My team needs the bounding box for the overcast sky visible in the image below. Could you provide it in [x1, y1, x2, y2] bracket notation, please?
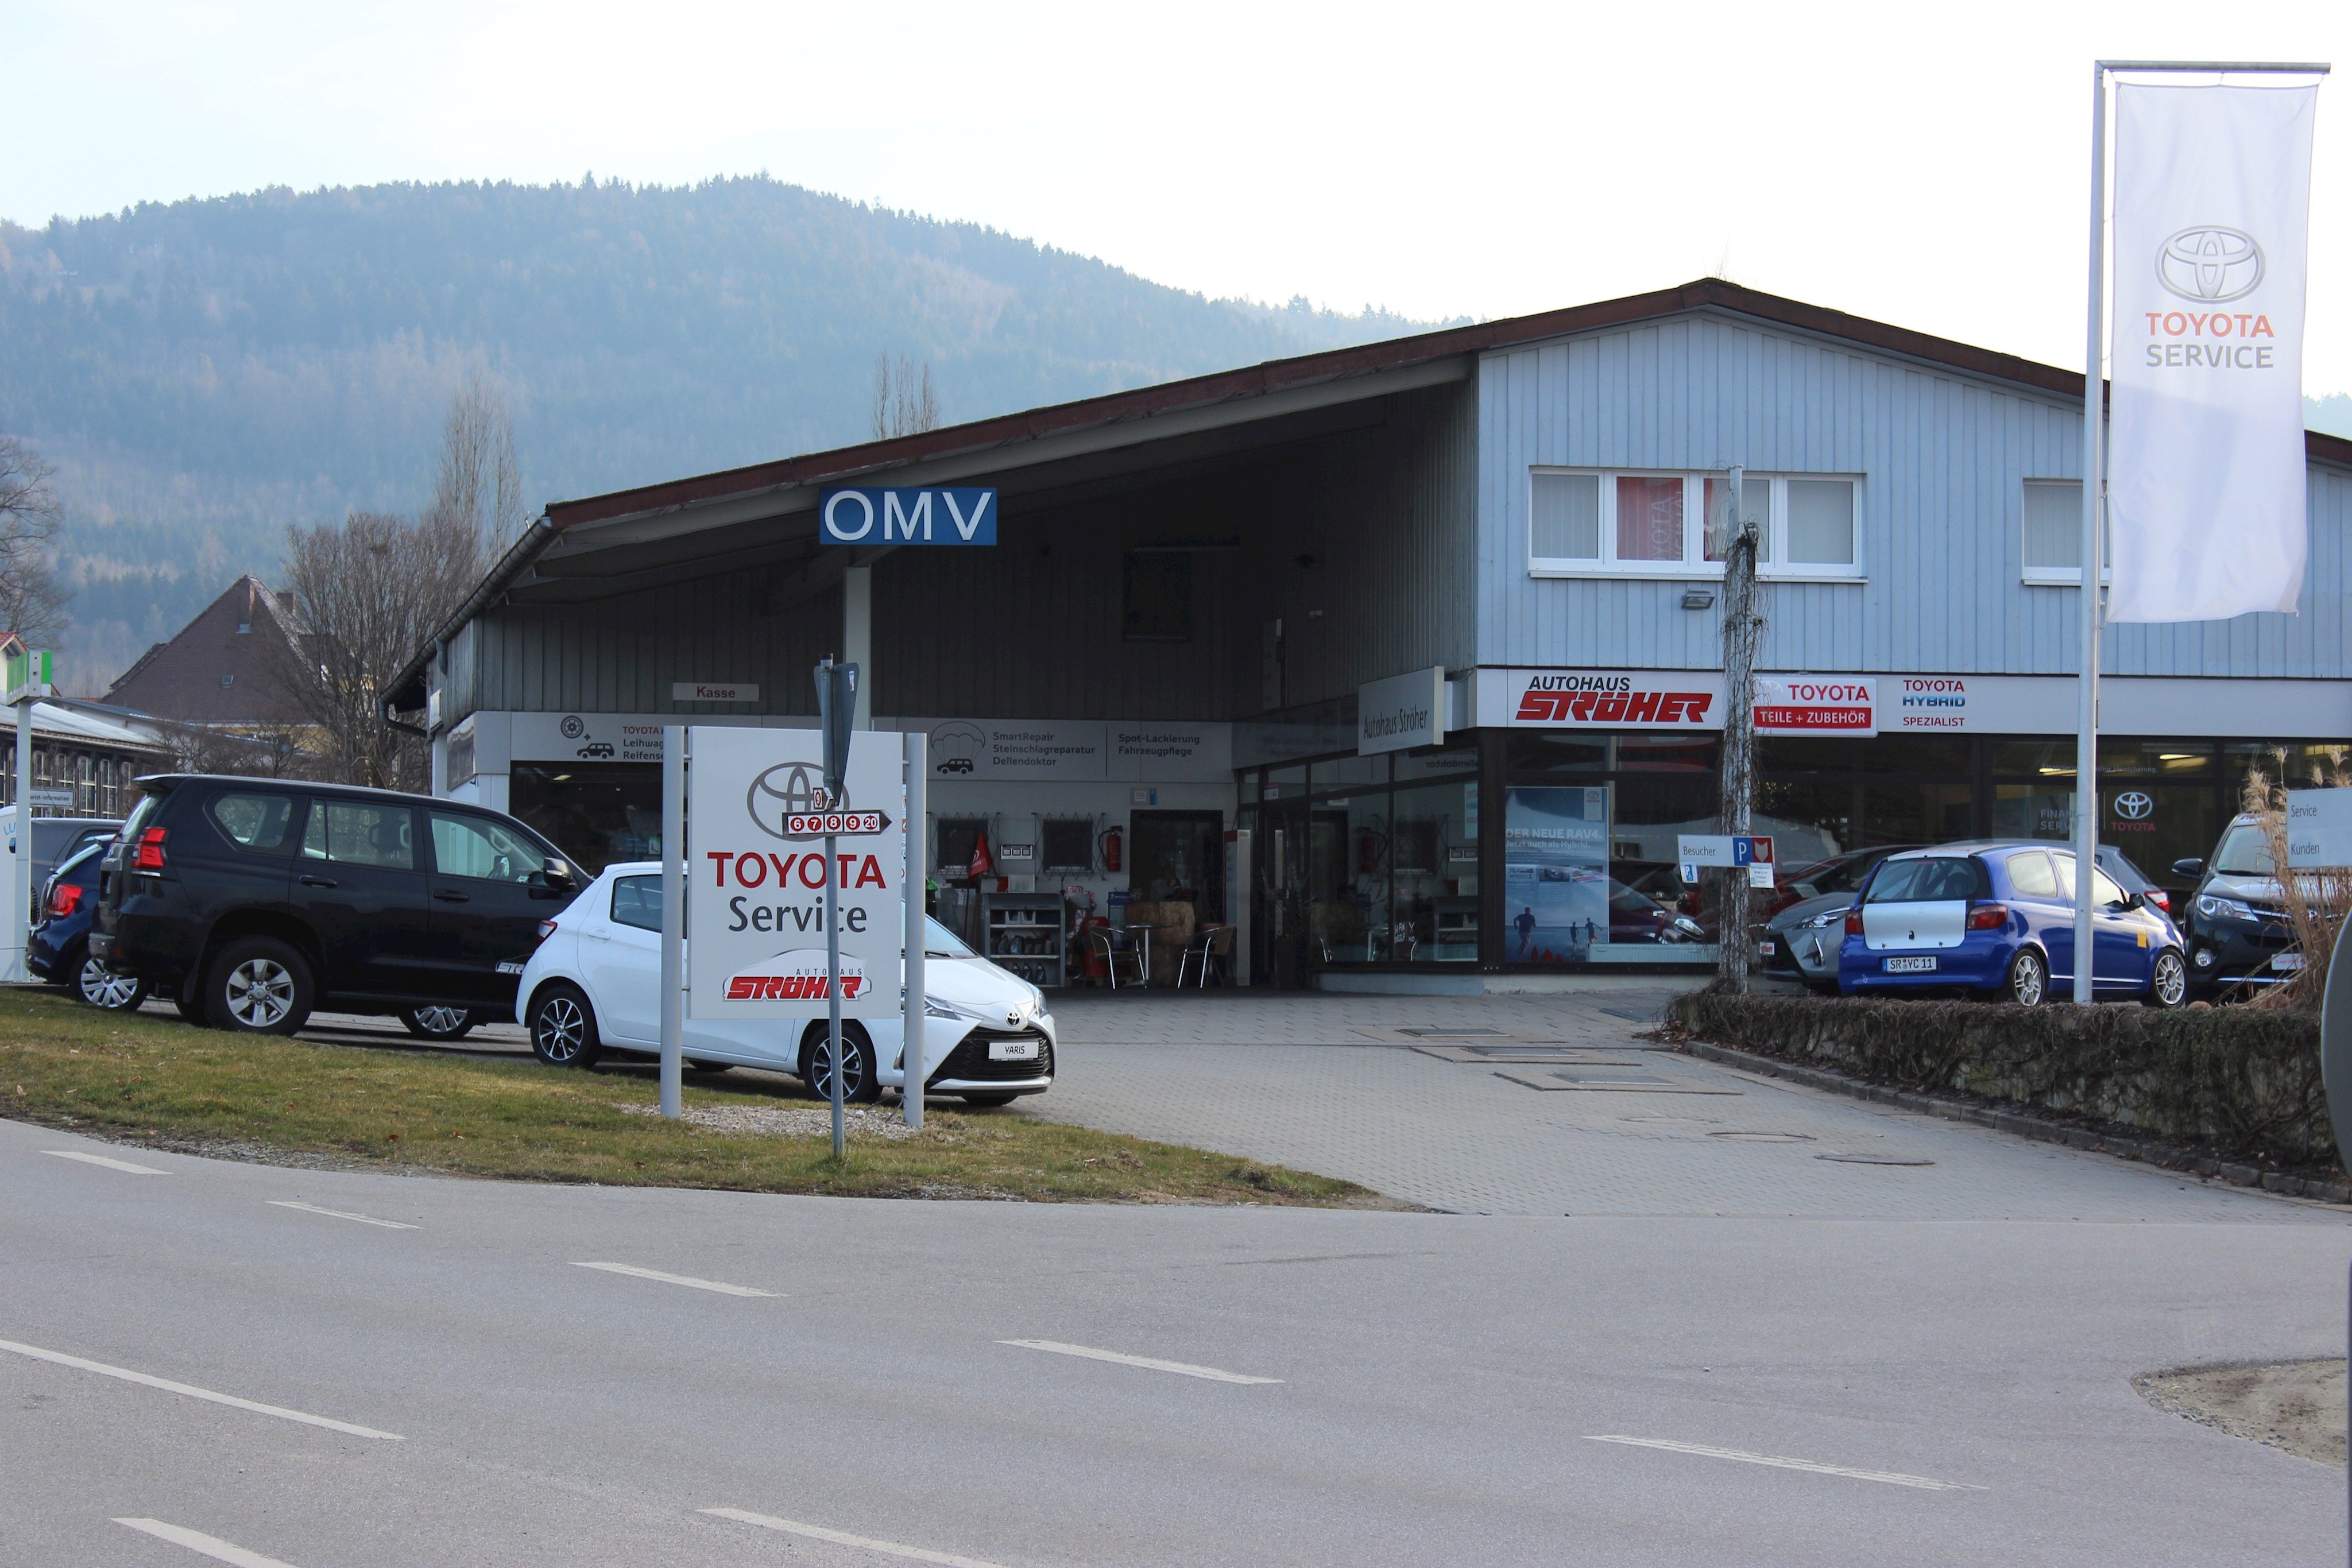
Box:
[7, 1, 2347, 393]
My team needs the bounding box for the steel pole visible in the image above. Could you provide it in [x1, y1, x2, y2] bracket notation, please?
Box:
[6, 695, 33, 984]
[903, 730, 927, 1129]
[2071, 61, 2108, 1005]
[659, 726, 684, 1118]
[826, 828, 844, 1159]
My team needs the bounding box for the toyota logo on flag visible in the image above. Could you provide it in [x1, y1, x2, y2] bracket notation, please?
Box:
[2113, 791, 2155, 821]
[2156, 226, 2264, 303]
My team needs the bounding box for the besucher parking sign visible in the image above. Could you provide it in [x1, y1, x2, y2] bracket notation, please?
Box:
[684, 726, 903, 1017]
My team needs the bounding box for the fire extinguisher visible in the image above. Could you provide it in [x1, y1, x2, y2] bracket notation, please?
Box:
[1101, 824, 1123, 873]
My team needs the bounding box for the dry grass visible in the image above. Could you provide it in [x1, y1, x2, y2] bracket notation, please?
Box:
[0, 990, 1392, 1207]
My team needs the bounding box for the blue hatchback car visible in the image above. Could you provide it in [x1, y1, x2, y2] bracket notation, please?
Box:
[1836, 841, 2188, 1006]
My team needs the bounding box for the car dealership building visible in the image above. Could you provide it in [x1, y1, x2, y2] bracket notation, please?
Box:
[387, 280, 2352, 991]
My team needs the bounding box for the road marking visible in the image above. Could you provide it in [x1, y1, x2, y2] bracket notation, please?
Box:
[41, 1149, 168, 1175]
[570, 1261, 778, 1297]
[703, 1508, 1011, 1567]
[1584, 1435, 1982, 1491]
[267, 1201, 419, 1230]
[113, 1518, 304, 1567]
[0, 1338, 402, 1441]
[998, 1338, 1281, 1384]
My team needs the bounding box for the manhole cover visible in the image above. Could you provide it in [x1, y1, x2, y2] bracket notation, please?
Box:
[1398, 1027, 1508, 1038]
[1708, 1130, 1816, 1143]
[1817, 1153, 1935, 1166]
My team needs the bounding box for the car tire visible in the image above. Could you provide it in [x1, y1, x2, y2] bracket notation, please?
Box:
[959, 1091, 1019, 1108]
[76, 954, 149, 1012]
[799, 1023, 880, 1105]
[2002, 947, 2048, 1008]
[528, 984, 603, 1068]
[400, 1005, 478, 1042]
[2145, 948, 2189, 1009]
[204, 937, 315, 1035]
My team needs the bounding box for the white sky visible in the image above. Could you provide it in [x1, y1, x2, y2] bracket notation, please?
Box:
[6, 1, 2349, 393]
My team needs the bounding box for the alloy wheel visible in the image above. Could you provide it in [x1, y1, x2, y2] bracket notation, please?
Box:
[412, 1006, 469, 1036]
[2152, 951, 2188, 1008]
[225, 959, 296, 1029]
[2008, 950, 2046, 1007]
[78, 958, 142, 1011]
[807, 1036, 866, 1102]
[535, 997, 586, 1063]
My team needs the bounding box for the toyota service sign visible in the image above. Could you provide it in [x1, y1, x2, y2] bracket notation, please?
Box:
[685, 726, 903, 1018]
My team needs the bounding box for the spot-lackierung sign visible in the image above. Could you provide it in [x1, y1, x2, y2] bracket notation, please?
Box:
[683, 726, 903, 1018]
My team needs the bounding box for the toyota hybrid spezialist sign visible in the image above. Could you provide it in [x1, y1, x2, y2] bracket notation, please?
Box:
[683, 726, 903, 1017]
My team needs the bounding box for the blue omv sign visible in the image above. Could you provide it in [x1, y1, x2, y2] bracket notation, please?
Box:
[819, 487, 997, 546]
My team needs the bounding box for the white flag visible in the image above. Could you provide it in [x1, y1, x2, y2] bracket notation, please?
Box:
[2107, 81, 2318, 623]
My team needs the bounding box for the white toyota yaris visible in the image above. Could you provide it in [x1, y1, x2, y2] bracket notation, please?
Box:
[514, 861, 1056, 1105]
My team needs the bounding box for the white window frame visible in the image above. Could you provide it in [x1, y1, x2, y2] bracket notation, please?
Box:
[1527, 468, 1864, 582]
[2021, 478, 2110, 587]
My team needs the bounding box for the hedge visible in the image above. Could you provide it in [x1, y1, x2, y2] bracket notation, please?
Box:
[1673, 993, 2331, 1168]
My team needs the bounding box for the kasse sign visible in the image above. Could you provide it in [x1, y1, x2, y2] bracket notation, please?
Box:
[819, 487, 997, 546]
[683, 726, 904, 1017]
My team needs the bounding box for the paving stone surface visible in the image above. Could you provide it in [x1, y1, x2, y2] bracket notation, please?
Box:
[1032, 989, 2346, 1222]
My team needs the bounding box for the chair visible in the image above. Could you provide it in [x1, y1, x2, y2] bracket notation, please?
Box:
[1089, 925, 1149, 989]
[1177, 923, 1235, 988]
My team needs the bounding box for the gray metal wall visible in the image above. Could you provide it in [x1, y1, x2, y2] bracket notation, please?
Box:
[1477, 311, 2352, 677]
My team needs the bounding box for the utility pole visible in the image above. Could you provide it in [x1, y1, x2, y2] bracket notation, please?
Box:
[3, 648, 51, 986]
[1716, 469, 1761, 993]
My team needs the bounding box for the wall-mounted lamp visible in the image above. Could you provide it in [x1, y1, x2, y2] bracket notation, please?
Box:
[1681, 587, 1717, 610]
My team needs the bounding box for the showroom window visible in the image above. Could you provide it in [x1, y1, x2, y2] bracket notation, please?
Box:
[2022, 479, 2109, 585]
[1529, 470, 1860, 579]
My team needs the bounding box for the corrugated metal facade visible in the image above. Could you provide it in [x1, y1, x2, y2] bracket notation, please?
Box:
[1478, 310, 2352, 677]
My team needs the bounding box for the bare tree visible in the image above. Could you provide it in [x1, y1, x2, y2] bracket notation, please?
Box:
[0, 433, 71, 648]
[870, 353, 939, 439]
[428, 371, 527, 550]
[266, 509, 482, 791]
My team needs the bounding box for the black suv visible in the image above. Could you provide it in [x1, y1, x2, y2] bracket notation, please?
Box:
[89, 776, 580, 1037]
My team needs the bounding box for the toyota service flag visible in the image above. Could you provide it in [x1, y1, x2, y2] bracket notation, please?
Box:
[2107, 82, 2319, 623]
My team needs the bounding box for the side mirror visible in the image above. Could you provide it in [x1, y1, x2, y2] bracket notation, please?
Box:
[2125, 890, 2146, 911]
[532, 857, 578, 899]
[2172, 857, 2206, 879]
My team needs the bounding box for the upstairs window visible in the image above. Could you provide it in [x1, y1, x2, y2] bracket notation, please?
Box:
[2022, 479, 2110, 586]
[1529, 469, 1860, 580]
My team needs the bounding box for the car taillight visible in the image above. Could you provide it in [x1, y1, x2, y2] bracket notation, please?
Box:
[1967, 902, 2009, 931]
[46, 884, 82, 917]
[536, 918, 559, 943]
[133, 827, 167, 871]
[1844, 909, 1863, 936]
[2146, 890, 2170, 913]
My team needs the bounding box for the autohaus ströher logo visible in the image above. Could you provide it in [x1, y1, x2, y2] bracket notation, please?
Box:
[745, 762, 889, 842]
[2156, 226, 2264, 303]
[2113, 791, 2155, 822]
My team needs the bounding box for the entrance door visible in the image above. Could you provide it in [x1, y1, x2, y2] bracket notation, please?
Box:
[1129, 811, 1224, 920]
[1252, 806, 1347, 988]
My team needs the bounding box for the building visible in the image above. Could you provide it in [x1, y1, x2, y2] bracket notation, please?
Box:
[385, 280, 2352, 990]
[0, 636, 173, 818]
[106, 575, 307, 730]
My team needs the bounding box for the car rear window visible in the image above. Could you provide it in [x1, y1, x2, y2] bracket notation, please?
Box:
[1864, 857, 1986, 903]
[209, 792, 302, 855]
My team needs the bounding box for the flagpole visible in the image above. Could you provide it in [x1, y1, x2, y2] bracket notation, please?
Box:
[2072, 62, 2108, 1006]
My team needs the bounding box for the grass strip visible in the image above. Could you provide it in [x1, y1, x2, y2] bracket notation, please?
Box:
[0, 990, 1390, 1206]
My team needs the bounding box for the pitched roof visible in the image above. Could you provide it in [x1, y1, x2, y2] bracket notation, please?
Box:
[105, 575, 308, 725]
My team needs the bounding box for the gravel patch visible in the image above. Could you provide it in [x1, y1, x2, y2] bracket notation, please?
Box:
[620, 1102, 927, 1141]
[2136, 1359, 2346, 1466]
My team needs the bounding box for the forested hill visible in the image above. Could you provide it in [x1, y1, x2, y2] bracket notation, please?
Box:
[0, 177, 1440, 690]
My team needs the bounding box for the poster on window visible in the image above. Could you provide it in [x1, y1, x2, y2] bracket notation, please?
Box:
[1502, 787, 1610, 964]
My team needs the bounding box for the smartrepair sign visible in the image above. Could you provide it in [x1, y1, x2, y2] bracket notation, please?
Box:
[819, 487, 997, 546]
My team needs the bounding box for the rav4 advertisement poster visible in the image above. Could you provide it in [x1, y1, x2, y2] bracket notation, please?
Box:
[1502, 787, 1610, 964]
[684, 726, 904, 1018]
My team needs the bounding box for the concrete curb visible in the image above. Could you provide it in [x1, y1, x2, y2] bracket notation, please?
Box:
[1674, 1037, 2352, 1207]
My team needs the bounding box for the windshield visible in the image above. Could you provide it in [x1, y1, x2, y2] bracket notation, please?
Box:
[924, 915, 978, 959]
[2211, 823, 2276, 877]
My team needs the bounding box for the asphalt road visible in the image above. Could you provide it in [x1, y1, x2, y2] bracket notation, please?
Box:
[4, 1114, 2347, 1566]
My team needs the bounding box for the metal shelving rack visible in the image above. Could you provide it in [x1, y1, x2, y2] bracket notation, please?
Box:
[982, 891, 1067, 988]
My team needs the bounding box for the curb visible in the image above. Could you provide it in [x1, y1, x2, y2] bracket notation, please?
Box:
[1673, 1037, 2352, 1207]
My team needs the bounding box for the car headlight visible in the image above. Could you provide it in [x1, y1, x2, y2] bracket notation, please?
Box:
[1801, 910, 1842, 929]
[2196, 894, 2256, 923]
[1671, 915, 1706, 940]
[922, 996, 963, 1020]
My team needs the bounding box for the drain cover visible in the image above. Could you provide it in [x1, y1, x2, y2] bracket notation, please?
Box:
[1817, 1152, 1935, 1166]
[1708, 1130, 1816, 1143]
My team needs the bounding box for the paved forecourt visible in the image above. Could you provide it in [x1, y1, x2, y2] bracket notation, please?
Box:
[2, 1113, 2346, 1567]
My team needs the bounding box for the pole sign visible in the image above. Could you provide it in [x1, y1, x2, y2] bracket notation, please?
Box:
[1678, 834, 1773, 886]
[683, 725, 904, 1016]
[819, 487, 997, 547]
[2288, 787, 2352, 869]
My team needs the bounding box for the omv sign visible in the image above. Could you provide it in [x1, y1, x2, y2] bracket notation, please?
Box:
[819, 487, 997, 546]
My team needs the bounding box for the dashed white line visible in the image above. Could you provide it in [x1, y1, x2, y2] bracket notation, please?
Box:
[1584, 1435, 1983, 1491]
[0, 1338, 402, 1441]
[41, 1148, 168, 1175]
[703, 1508, 1011, 1567]
[113, 1518, 304, 1567]
[570, 1261, 778, 1297]
[999, 1338, 1282, 1384]
[267, 1201, 419, 1230]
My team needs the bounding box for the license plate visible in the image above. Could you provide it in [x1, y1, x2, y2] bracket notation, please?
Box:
[1882, 956, 1938, 974]
[1757, 940, 1777, 957]
[2273, 951, 2304, 971]
[987, 1039, 1040, 1061]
